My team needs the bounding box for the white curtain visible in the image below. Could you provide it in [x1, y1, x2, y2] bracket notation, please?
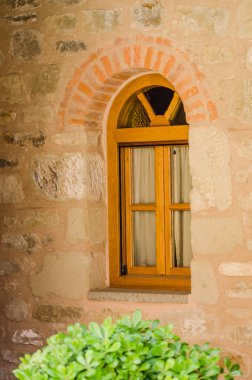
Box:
[171, 146, 192, 267]
[133, 148, 156, 266]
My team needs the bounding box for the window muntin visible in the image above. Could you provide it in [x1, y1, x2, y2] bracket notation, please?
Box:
[107, 74, 192, 290]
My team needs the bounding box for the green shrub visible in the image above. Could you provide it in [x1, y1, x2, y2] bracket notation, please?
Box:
[13, 310, 242, 380]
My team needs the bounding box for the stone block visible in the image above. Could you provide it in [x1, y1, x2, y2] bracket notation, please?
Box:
[229, 80, 252, 124]
[4, 298, 28, 322]
[237, 138, 252, 160]
[0, 261, 20, 276]
[238, 0, 252, 38]
[191, 217, 242, 255]
[0, 325, 6, 342]
[1, 349, 21, 364]
[202, 45, 233, 64]
[190, 127, 231, 211]
[0, 109, 16, 124]
[246, 46, 252, 70]
[219, 261, 252, 276]
[45, 14, 78, 33]
[226, 282, 252, 298]
[133, 0, 161, 29]
[0, 157, 18, 168]
[5, 13, 37, 23]
[23, 105, 54, 123]
[3, 211, 60, 230]
[89, 252, 106, 289]
[56, 40, 87, 54]
[88, 208, 106, 245]
[12, 329, 44, 346]
[0, 74, 24, 104]
[239, 192, 252, 211]
[1, 233, 40, 254]
[226, 308, 251, 318]
[4, 130, 46, 148]
[32, 153, 104, 201]
[51, 131, 87, 146]
[67, 208, 88, 241]
[31, 65, 60, 97]
[10, 29, 42, 61]
[32, 304, 83, 322]
[7, 0, 40, 8]
[191, 259, 219, 304]
[30, 252, 89, 300]
[82, 9, 121, 32]
[0, 175, 24, 203]
[52, 0, 86, 4]
[173, 6, 229, 37]
[230, 325, 252, 346]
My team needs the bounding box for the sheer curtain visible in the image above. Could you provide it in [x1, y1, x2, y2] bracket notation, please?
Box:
[133, 148, 156, 266]
[171, 146, 192, 267]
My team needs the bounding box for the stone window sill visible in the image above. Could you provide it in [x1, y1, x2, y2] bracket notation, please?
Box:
[88, 288, 189, 303]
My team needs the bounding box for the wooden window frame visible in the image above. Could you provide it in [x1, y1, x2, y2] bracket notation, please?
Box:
[107, 73, 191, 291]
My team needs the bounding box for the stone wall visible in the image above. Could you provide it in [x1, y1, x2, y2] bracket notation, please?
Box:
[0, 0, 251, 378]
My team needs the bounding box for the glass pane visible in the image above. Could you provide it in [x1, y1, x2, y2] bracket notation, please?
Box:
[171, 102, 188, 125]
[171, 146, 192, 203]
[144, 86, 174, 115]
[118, 96, 150, 128]
[133, 211, 156, 266]
[132, 147, 155, 204]
[172, 210, 192, 267]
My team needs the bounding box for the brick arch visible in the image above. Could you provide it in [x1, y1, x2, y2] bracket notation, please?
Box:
[59, 34, 218, 130]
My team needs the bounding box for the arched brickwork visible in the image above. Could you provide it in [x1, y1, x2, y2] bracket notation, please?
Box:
[59, 34, 218, 131]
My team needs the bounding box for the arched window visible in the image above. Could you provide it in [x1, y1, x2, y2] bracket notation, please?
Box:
[107, 73, 192, 290]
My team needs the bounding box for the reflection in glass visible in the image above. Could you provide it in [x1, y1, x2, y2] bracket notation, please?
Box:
[171, 146, 192, 203]
[133, 211, 156, 266]
[172, 210, 192, 267]
[132, 147, 155, 204]
[144, 86, 174, 115]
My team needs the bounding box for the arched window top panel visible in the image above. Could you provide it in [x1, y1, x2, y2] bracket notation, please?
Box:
[115, 74, 188, 129]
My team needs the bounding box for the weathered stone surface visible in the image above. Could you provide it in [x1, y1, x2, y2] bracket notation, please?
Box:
[191, 217, 242, 255]
[4, 130, 46, 148]
[0, 157, 18, 168]
[7, 0, 40, 8]
[33, 304, 83, 322]
[0, 110, 16, 124]
[238, 0, 252, 38]
[239, 192, 252, 211]
[226, 308, 251, 318]
[227, 282, 252, 298]
[0, 325, 6, 342]
[89, 208, 106, 245]
[67, 208, 88, 241]
[190, 127, 231, 211]
[133, 0, 161, 29]
[229, 80, 252, 123]
[45, 14, 77, 32]
[191, 259, 219, 304]
[5, 298, 28, 322]
[219, 261, 252, 276]
[10, 29, 42, 61]
[246, 47, 252, 71]
[30, 252, 89, 299]
[52, 0, 85, 4]
[0, 49, 4, 66]
[5, 13, 37, 23]
[2, 233, 40, 254]
[202, 45, 233, 64]
[31, 65, 60, 97]
[0, 175, 24, 203]
[56, 40, 87, 54]
[33, 153, 104, 201]
[52, 131, 87, 146]
[0, 261, 20, 276]
[237, 138, 252, 160]
[23, 105, 54, 123]
[89, 252, 106, 289]
[0, 368, 16, 380]
[247, 240, 252, 251]
[3, 211, 60, 230]
[0, 74, 24, 104]
[82, 9, 121, 32]
[1, 349, 20, 364]
[12, 329, 44, 346]
[230, 325, 252, 346]
[173, 6, 229, 36]
[236, 169, 248, 184]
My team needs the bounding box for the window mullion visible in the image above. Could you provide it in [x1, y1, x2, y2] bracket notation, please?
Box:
[163, 146, 172, 275]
